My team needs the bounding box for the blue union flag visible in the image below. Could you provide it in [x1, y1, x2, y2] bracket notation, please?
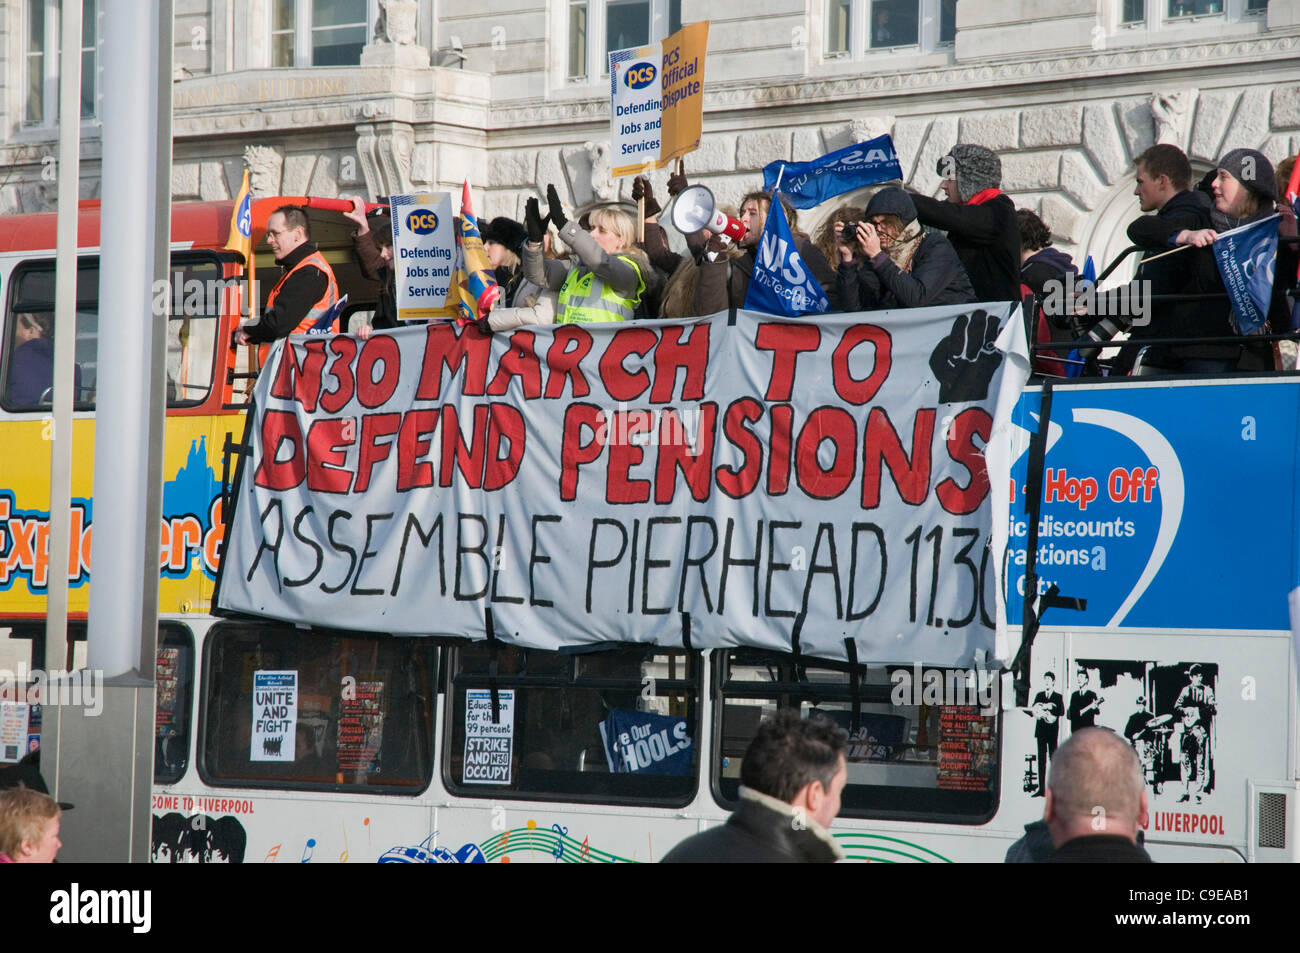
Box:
[742, 198, 829, 317]
[761, 135, 903, 210]
[1213, 214, 1279, 335]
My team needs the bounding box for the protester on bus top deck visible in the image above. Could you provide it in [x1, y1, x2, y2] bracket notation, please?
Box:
[909, 144, 1021, 303]
[692, 189, 839, 315]
[815, 203, 865, 270]
[1044, 728, 1153, 862]
[661, 709, 847, 863]
[835, 187, 975, 311]
[232, 205, 340, 361]
[0, 785, 62, 863]
[1172, 148, 1294, 363]
[1097, 144, 1219, 373]
[520, 185, 655, 325]
[342, 197, 395, 335]
[476, 213, 562, 333]
[1017, 208, 1079, 377]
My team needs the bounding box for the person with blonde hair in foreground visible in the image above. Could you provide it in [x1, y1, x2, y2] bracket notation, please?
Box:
[0, 785, 62, 863]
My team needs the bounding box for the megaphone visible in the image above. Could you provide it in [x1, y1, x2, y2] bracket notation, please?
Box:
[670, 185, 748, 242]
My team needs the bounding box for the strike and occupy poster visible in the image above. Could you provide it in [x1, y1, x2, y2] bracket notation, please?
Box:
[390, 192, 456, 321]
[216, 303, 1028, 666]
[464, 689, 515, 784]
[609, 21, 709, 178]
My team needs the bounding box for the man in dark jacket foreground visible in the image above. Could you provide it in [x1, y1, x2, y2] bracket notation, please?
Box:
[661, 710, 847, 863]
[1045, 727, 1153, 863]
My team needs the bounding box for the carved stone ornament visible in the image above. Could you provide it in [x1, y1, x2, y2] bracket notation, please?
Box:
[244, 145, 284, 197]
[355, 122, 415, 198]
[1151, 89, 1197, 146]
[375, 0, 419, 45]
[583, 141, 616, 202]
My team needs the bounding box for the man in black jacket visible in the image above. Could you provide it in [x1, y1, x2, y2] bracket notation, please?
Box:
[1117, 144, 1227, 372]
[1045, 728, 1153, 863]
[910, 144, 1021, 303]
[661, 710, 847, 863]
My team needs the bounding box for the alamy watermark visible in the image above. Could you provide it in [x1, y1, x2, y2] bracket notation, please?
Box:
[890, 662, 998, 716]
[1041, 273, 1151, 327]
[0, 662, 103, 717]
[596, 401, 702, 453]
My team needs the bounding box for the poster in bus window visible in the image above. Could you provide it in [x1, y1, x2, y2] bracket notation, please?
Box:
[935, 707, 996, 792]
[156, 646, 180, 731]
[338, 679, 385, 774]
[251, 670, 298, 762]
[598, 708, 692, 775]
[0, 702, 29, 762]
[463, 689, 514, 784]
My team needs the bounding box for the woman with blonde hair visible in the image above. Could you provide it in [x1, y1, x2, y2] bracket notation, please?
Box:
[504, 185, 653, 327]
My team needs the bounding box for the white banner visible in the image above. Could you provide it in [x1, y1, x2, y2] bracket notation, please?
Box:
[218, 304, 1029, 666]
[390, 192, 455, 320]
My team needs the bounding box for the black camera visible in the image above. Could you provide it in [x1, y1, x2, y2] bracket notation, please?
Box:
[840, 221, 863, 244]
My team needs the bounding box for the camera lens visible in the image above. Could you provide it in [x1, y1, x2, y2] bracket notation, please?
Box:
[841, 222, 859, 244]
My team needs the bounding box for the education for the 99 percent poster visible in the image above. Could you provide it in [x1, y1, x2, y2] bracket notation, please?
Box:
[214, 302, 1031, 667]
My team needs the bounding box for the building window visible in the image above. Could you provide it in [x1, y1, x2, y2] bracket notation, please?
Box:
[272, 0, 368, 68]
[567, 0, 680, 82]
[25, 0, 97, 125]
[1121, 0, 1268, 28]
[826, 0, 955, 59]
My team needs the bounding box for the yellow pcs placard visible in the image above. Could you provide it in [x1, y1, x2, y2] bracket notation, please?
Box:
[658, 21, 709, 167]
[609, 21, 709, 178]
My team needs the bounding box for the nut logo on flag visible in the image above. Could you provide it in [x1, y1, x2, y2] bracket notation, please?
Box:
[624, 62, 657, 89]
[405, 209, 440, 234]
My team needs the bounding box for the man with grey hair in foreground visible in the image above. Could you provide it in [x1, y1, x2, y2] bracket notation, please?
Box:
[1044, 727, 1154, 862]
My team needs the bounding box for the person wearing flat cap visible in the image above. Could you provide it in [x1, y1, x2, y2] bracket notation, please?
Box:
[835, 187, 976, 311]
[477, 214, 564, 333]
[909, 144, 1021, 303]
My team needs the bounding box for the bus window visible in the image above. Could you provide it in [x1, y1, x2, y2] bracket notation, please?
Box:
[1, 254, 226, 412]
[199, 622, 436, 793]
[716, 649, 1000, 824]
[154, 625, 194, 785]
[0, 622, 87, 762]
[444, 643, 699, 807]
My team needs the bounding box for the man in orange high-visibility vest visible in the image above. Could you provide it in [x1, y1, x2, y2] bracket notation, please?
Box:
[231, 205, 339, 366]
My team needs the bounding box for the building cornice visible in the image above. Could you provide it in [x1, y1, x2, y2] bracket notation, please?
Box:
[488, 30, 1300, 128]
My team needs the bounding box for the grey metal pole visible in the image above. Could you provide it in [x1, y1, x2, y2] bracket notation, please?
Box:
[53, 0, 167, 862]
[88, 0, 161, 679]
[43, 0, 85, 805]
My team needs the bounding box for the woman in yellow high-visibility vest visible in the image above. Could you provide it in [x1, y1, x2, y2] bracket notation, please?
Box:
[515, 185, 653, 325]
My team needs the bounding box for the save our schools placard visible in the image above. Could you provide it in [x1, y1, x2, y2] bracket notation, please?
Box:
[598, 708, 692, 775]
[463, 689, 515, 784]
[251, 670, 298, 762]
[609, 21, 709, 178]
[391, 192, 456, 320]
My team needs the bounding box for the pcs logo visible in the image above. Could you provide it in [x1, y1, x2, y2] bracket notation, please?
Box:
[623, 62, 656, 89]
[406, 209, 440, 234]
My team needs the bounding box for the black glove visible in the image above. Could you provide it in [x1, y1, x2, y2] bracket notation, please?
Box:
[667, 167, 688, 197]
[546, 184, 568, 230]
[632, 176, 661, 218]
[524, 197, 549, 244]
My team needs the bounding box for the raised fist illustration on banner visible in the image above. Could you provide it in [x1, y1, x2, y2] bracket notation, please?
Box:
[928, 309, 1003, 403]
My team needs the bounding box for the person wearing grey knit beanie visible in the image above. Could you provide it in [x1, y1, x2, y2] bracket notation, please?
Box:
[909, 143, 1021, 302]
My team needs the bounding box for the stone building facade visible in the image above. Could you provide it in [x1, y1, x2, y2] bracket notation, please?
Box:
[2, 0, 1298, 271]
